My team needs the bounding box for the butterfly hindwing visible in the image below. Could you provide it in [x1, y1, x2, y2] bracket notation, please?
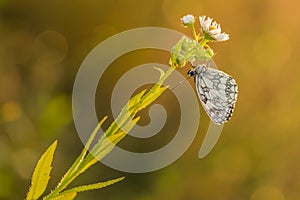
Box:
[192, 65, 238, 125]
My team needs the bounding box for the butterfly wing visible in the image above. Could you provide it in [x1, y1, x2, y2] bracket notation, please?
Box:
[194, 66, 238, 125]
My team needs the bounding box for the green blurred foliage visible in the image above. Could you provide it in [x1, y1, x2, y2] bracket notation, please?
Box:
[0, 0, 300, 199]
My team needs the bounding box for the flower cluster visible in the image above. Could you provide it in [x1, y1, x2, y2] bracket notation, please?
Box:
[199, 16, 229, 41]
[181, 14, 229, 42]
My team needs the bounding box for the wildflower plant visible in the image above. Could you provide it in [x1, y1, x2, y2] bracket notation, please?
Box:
[26, 14, 229, 200]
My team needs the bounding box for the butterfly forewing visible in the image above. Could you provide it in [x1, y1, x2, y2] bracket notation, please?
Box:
[192, 65, 238, 125]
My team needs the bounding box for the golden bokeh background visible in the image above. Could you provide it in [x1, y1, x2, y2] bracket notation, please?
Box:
[1, 0, 300, 199]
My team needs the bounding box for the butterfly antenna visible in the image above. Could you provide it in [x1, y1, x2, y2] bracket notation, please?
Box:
[170, 76, 192, 91]
[207, 53, 217, 68]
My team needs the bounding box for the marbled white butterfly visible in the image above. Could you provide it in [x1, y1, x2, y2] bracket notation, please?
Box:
[188, 64, 238, 125]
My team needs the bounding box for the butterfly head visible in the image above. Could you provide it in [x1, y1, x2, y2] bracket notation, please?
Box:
[187, 69, 196, 77]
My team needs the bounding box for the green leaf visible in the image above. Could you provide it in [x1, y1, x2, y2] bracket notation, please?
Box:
[92, 132, 126, 160]
[105, 110, 130, 138]
[43, 116, 109, 200]
[60, 177, 124, 195]
[153, 66, 165, 81]
[74, 116, 108, 169]
[106, 67, 172, 138]
[181, 36, 194, 52]
[119, 116, 141, 134]
[128, 89, 147, 110]
[135, 85, 168, 112]
[88, 116, 140, 165]
[26, 140, 57, 200]
[79, 132, 127, 172]
[171, 37, 185, 67]
[106, 99, 138, 138]
[51, 192, 77, 200]
[171, 36, 212, 66]
[171, 36, 184, 57]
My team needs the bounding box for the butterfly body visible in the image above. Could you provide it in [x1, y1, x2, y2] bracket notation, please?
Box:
[188, 64, 238, 125]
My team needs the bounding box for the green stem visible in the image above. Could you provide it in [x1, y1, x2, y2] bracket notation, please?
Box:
[190, 25, 199, 42]
[199, 38, 208, 47]
[43, 65, 176, 200]
[43, 117, 108, 200]
[158, 66, 175, 85]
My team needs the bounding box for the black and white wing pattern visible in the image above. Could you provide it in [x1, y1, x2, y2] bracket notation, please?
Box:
[188, 64, 238, 125]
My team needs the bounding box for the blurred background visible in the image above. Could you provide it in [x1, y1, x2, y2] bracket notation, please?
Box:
[0, 0, 299, 199]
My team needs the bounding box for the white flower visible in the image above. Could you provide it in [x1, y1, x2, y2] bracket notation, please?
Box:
[199, 16, 229, 41]
[181, 14, 195, 26]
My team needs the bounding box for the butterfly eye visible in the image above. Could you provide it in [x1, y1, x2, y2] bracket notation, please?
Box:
[187, 69, 196, 76]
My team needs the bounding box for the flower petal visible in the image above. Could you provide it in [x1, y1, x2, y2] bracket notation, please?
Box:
[199, 16, 230, 42]
[214, 33, 230, 41]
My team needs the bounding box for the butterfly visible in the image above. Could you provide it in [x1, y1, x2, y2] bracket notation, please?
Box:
[187, 64, 238, 125]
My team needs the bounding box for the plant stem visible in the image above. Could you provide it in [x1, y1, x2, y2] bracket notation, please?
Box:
[199, 38, 208, 47]
[43, 65, 176, 200]
[190, 25, 199, 42]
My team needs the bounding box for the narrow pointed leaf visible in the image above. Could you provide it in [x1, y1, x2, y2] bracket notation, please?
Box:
[136, 86, 168, 111]
[105, 106, 132, 137]
[79, 132, 127, 173]
[80, 116, 139, 168]
[60, 177, 125, 195]
[47, 116, 108, 198]
[128, 89, 147, 110]
[153, 66, 165, 81]
[51, 192, 77, 200]
[84, 117, 140, 168]
[26, 141, 57, 200]
[71, 116, 108, 172]
[119, 116, 141, 134]
[92, 132, 126, 160]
